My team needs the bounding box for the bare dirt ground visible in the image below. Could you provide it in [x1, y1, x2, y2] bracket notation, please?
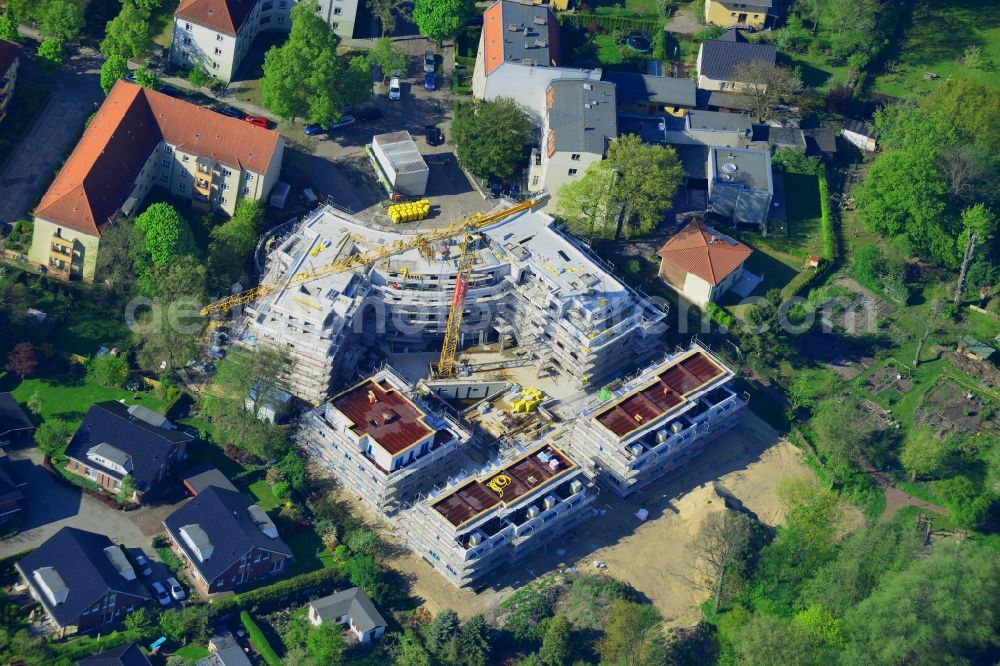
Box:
[385, 411, 825, 624]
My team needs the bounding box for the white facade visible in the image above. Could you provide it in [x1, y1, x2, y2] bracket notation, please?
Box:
[472, 60, 602, 123]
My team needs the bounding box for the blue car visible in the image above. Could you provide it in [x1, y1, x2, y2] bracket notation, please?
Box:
[424, 72, 436, 91]
[304, 123, 326, 135]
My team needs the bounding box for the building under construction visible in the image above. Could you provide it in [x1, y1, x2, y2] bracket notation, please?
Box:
[240, 203, 667, 406]
[397, 441, 596, 588]
[297, 365, 474, 516]
[556, 343, 745, 497]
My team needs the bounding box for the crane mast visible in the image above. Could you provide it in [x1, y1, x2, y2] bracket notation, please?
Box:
[437, 233, 476, 377]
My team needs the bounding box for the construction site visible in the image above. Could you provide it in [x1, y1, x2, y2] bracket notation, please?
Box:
[204, 196, 751, 588]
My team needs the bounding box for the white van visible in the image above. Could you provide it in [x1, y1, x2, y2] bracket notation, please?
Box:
[389, 77, 401, 101]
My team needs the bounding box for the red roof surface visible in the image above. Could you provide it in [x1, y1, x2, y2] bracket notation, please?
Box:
[35, 81, 281, 237]
[594, 351, 727, 439]
[0, 39, 21, 75]
[656, 221, 752, 286]
[330, 378, 433, 456]
[175, 0, 258, 36]
[432, 446, 574, 527]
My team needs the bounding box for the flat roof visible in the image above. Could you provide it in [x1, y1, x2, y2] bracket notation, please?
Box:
[330, 377, 433, 455]
[432, 445, 575, 528]
[372, 131, 428, 175]
[711, 146, 772, 191]
[602, 71, 697, 108]
[546, 79, 617, 155]
[594, 350, 729, 439]
[686, 110, 751, 133]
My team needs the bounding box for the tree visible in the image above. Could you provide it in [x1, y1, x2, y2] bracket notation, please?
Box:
[159, 606, 210, 642]
[426, 608, 460, 655]
[413, 0, 472, 44]
[6, 341, 37, 378]
[344, 554, 386, 602]
[133, 203, 196, 269]
[208, 199, 262, 290]
[899, 428, 948, 481]
[188, 65, 208, 89]
[87, 353, 129, 388]
[305, 622, 345, 666]
[342, 54, 374, 108]
[451, 97, 533, 181]
[954, 203, 996, 304]
[731, 61, 802, 122]
[596, 600, 663, 666]
[39, 0, 82, 40]
[96, 217, 136, 296]
[539, 615, 572, 666]
[134, 67, 159, 89]
[556, 134, 684, 238]
[368, 0, 410, 36]
[133, 256, 205, 372]
[124, 606, 154, 633]
[26, 391, 41, 416]
[731, 614, 833, 666]
[395, 631, 434, 666]
[810, 398, 874, 479]
[0, 12, 21, 42]
[101, 2, 152, 59]
[100, 54, 129, 94]
[117, 474, 138, 503]
[923, 79, 1000, 154]
[936, 144, 998, 209]
[843, 542, 1000, 665]
[261, 1, 346, 122]
[35, 419, 72, 457]
[369, 37, 407, 82]
[687, 509, 751, 613]
[36, 39, 64, 73]
[457, 615, 492, 666]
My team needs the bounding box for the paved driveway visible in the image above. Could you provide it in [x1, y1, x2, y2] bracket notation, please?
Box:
[0, 447, 159, 558]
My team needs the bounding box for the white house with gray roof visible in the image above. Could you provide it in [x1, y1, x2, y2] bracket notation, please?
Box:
[708, 146, 773, 229]
[308, 587, 387, 643]
[528, 79, 617, 208]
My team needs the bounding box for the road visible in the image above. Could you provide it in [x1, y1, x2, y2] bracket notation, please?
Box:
[0, 41, 104, 226]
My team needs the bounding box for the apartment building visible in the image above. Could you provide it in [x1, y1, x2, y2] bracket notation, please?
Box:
[297, 366, 474, 516]
[243, 204, 667, 405]
[528, 79, 617, 209]
[171, 0, 358, 82]
[29, 81, 283, 281]
[0, 39, 21, 124]
[558, 343, 745, 497]
[399, 442, 596, 587]
[472, 0, 600, 122]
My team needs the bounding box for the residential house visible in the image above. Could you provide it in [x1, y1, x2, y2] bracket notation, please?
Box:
[0, 39, 21, 124]
[602, 71, 697, 117]
[0, 454, 26, 524]
[29, 81, 284, 281]
[472, 0, 601, 122]
[558, 343, 745, 496]
[297, 365, 473, 517]
[696, 29, 776, 92]
[528, 79, 617, 206]
[308, 587, 388, 644]
[196, 632, 253, 666]
[704, 0, 779, 29]
[0, 391, 35, 445]
[182, 463, 238, 496]
[707, 146, 773, 229]
[15, 527, 151, 637]
[655, 221, 752, 306]
[64, 401, 193, 501]
[163, 486, 293, 594]
[171, 0, 358, 82]
[76, 642, 153, 666]
[841, 119, 877, 152]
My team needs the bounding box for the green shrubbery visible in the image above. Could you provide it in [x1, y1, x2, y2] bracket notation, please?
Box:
[817, 165, 836, 262]
[241, 611, 282, 666]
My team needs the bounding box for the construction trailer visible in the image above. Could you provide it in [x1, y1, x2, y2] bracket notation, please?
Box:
[558, 343, 746, 497]
[296, 365, 473, 516]
[371, 131, 429, 197]
[397, 440, 597, 587]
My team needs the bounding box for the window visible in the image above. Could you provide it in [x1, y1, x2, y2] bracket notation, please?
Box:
[279, 0, 286, 6]
[245, 173, 254, 181]
[182, 155, 189, 162]
[333, 6, 341, 14]
[568, 168, 578, 176]
[271, 559, 283, 572]
[276, 16, 284, 22]
[178, 183, 187, 192]
[221, 196, 227, 204]
[161, 159, 170, 167]
[243, 186, 252, 195]
[114, 480, 121, 490]
[570, 153, 581, 161]
[213, 62, 219, 69]
[216, 33, 223, 41]
[183, 37, 191, 44]
[86, 467, 96, 478]
[214, 47, 222, 55]
[222, 168, 232, 176]
[163, 145, 172, 154]
[185, 22, 191, 29]
[332, 22, 338, 28]
[221, 183, 230, 191]
[160, 174, 168, 183]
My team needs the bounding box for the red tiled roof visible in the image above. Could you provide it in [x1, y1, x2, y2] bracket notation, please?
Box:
[35, 81, 281, 237]
[330, 378, 433, 456]
[594, 351, 727, 439]
[0, 39, 21, 75]
[174, 0, 258, 37]
[656, 221, 751, 286]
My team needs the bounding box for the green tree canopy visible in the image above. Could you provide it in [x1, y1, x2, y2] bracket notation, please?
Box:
[899, 427, 949, 481]
[426, 608, 460, 655]
[133, 255, 205, 372]
[133, 203, 197, 269]
[457, 615, 492, 666]
[36, 39, 64, 72]
[87, 353, 129, 388]
[451, 97, 534, 181]
[0, 12, 21, 42]
[101, 2, 153, 59]
[596, 600, 663, 666]
[134, 67, 159, 89]
[412, 0, 473, 44]
[39, 0, 82, 40]
[305, 622, 344, 666]
[100, 55, 129, 94]
[35, 419, 73, 456]
[539, 614, 572, 666]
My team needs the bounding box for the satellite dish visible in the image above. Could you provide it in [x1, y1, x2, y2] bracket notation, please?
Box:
[722, 162, 738, 173]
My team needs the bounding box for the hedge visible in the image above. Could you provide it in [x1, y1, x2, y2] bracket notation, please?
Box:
[705, 302, 737, 331]
[240, 611, 282, 666]
[817, 164, 836, 262]
[211, 567, 343, 617]
[558, 12, 661, 32]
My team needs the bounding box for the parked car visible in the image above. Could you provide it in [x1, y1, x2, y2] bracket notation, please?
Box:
[151, 581, 171, 607]
[356, 107, 383, 123]
[304, 123, 326, 135]
[423, 50, 435, 73]
[425, 125, 444, 146]
[328, 115, 356, 131]
[166, 577, 186, 601]
[217, 106, 244, 119]
[244, 115, 270, 128]
[133, 554, 153, 577]
[424, 72, 436, 91]
[388, 77, 401, 101]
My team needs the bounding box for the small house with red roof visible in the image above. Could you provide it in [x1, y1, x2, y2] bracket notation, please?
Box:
[656, 221, 752, 306]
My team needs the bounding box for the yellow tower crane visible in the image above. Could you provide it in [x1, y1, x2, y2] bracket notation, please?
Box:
[199, 195, 549, 316]
[437, 233, 476, 377]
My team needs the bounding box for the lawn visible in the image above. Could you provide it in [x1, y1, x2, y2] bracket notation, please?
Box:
[778, 52, 850, 94]
[173, 644, 211, 660]
[284, 528, 336, 575]
[8, 373, 168, 427]
[0, 82, 50, 170]
[249, 479, 282, 510]
[587, 0, 663, 16]
[151, 0, 180, 48]
[874, 0, 1000, 99]
[234, 79, 263, 107]
[594, 34, 624, 66]
[24, 286, 135, 355]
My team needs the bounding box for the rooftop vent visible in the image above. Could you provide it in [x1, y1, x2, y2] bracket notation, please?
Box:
[583, 82, 593, 90]
[507, 23, 520, 31]
[180, 524, 214, 562]
[722, 162, 738, 173]
[522, 58, 537, 66]
[533, 16, 546, 25]
[248, 504, 279, 539]
[33, 567, 69, 606]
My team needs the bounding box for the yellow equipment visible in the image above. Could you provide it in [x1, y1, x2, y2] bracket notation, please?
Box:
[199, 195, 549, 316]
[388, 199, 430, 224]
[436, 232, 476, 377]
[511, 387, 543, 413]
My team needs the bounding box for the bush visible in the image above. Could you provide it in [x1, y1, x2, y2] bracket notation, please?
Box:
[706, 302, 737, 331]
[817, 165, 835, 262]
[212, 567, 343, 617]
[241, 611, 281, 666]
[271, 480, 290, 500]
[87, 353, 130, 388]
